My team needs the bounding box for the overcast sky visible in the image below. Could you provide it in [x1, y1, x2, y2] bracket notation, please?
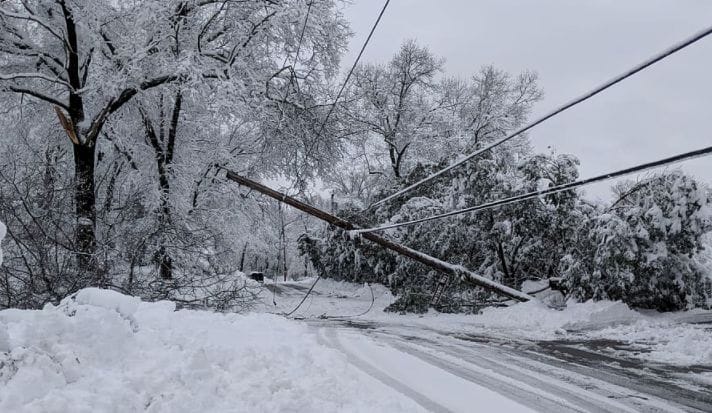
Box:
[342, 0, 712, 200]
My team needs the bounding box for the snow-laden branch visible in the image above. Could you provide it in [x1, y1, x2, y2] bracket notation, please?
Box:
[0, 72, 71, 88]
[0, 8, 65, 42]
[6, 85, 69, 111]
[85, 74, 179, 142]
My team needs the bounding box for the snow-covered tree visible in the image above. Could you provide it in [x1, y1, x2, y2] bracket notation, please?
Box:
[340, 40, 445, 180]
[329, 42, 541, 208]
[562, 172, 712, 310]
[0, 0, 349, 308]
[0, 0, 348, 274]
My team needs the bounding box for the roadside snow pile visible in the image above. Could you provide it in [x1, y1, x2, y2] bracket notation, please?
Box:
[473, 299, 712, 366]
[0, 288, 420, 412]
[591, 320, 712, 365]
[474, 299, 640, 336]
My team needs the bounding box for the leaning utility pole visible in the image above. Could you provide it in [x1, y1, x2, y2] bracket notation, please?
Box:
[224, 171, 533, 302]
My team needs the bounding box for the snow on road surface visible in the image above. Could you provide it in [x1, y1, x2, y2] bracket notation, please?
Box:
[263, 278, 712, 367]
[261, 278, 712, 412]
[320, 328, 535, 413]
[310, 319, 703, 412]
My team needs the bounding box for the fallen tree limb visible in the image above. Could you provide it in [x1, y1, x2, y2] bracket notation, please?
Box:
[224, 170, 533, 302]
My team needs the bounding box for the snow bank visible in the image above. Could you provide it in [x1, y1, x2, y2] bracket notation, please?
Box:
[0, 288, 419, 412]
[475, 299, 640, 336]
[473, 299, 712, 365]
[590, 320, 712, 366]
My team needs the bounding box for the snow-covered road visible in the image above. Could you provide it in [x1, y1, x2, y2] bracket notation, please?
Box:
[311, 318, 711, 413]
[261, 279, 712, 413]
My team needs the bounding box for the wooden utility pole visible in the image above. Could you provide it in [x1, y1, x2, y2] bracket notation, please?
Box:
[224, 171, 533, 302]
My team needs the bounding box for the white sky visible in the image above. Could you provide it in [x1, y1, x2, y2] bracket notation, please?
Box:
[342, 0, 712, 200]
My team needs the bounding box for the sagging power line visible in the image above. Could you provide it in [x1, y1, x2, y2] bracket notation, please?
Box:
[293, 1, 313, 66]
[286, 0, 390, 194]
[283, 0, 392, 315]
[317, 0, 391, 134]
[370, 23, 712, 209]
[354, 144, 712, 233]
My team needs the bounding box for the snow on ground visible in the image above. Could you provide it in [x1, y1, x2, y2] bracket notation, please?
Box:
[325, 329, 535, 413]
[259, 277, 712, 368]
[0, 288, 423, 413]
[470, 299, 712, 366]
[260, 278, 396, 318]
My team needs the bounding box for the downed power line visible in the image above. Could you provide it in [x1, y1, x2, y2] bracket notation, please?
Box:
[223, 170, 533, 303]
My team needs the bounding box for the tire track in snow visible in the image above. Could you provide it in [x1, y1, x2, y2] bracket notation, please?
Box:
[456, 336, 709, 413]
[315, 327, 451, 413]
[382, 338, 591, 413]
[384, 334, 682, 413]
[519, 339, 712, 412]
[313, 319, 706, 413]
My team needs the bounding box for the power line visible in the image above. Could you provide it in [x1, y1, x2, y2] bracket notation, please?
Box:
[293, 0, 313, 67]
[285, 276, 321, 317]
[285, 0, 391, 316]
[280, 1, 313, 71]
[317, 0, 391, 134]
[371, 23, 712, 209]
[354, 144, 712, 233]
[284, 0, 390, 194]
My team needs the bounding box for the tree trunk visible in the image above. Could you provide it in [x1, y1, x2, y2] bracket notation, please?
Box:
[156, 163, 173, 280]
[73, 143, 97, 274]
[495, 240, 512, 285]
[157, 245, 173, 281]
[388, 145, 401, 178]
[239, 243, 248, 272]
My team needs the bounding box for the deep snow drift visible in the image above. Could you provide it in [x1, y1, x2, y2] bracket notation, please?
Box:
[0, 288, 422, 412]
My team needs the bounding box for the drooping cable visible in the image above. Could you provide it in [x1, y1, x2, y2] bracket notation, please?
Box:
[355, 144, 712, 233]
[370, 23, 712, 208]
[284, 0, 392, 316]
[316, 0, 391, 134]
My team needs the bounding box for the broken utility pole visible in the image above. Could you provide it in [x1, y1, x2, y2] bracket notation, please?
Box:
[224, 170, 533, 302]
[226, 170, 534, 301]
